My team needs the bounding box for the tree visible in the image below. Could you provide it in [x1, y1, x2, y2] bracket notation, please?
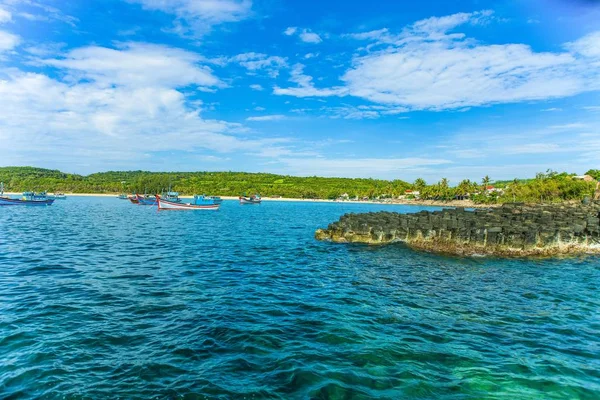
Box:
[413, 178, 426, 190]
[482, 175, 491, 192]
[585, 169, 600, 181]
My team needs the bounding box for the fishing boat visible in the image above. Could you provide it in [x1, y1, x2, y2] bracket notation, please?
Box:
[0, 197, 54, 206]
[54, 193, 67, 200]
[0, 186, 54, 206]
[163, 191, 182, 203]
[156, 195, 220, 211]
[239, 194, 261, 204]
[128, 195, 139, 204]
[193, 194, 223, 205]
[117, 193, 128, 200]
[23, 191, 51, 200]
[136, 193, 157, 205]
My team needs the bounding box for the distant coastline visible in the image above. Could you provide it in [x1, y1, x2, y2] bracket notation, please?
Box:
[2, 166, 597, 207]
[3, 192, 498, 208]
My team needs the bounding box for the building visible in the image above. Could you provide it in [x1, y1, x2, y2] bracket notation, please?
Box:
[574, 175, 596, 182]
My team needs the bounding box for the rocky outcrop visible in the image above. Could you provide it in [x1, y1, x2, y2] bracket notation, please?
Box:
[315, 203, 600, 257]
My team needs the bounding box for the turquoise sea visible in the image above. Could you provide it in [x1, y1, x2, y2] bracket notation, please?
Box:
[1, 197, 599, 399]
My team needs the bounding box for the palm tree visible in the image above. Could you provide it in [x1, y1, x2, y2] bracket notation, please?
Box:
[482, 175, 491, 193]
[413, 178, 426, 190]
[439, 178, 450, 200]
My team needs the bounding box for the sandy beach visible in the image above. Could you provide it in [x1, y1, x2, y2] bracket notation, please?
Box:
[4, 192, 496, 208]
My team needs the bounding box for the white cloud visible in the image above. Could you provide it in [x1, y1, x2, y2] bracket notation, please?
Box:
[284, 26, 322, 43]
[549, 123, 587, 130]
[345, 28, 389, 41]
[199, 155, 229, 162]
[274, 63, 347, 97]
[279, 157, 452, 178]
[565, 31, 600, 59]
[42, 42, 223, 88]
[323, 104, 409, 119]
[541, 107, 562, 112]
[3, 1, 78, 26]
[127, 0, 252, 36]
[299, 29, 322, 43]
[277, 11, 600, 111]
[283, 26, 297, 36]
[411, 10, 493, 36]
[246, 114, 285, 121]
[341, 39, 584, 110]
[249, 83, 263, 91]
[0, 40, 301, 172]
[230, 52, 287, 77]
[0, 7, 11, 23]
[0, 30, 19, 53]
[254, 106, 265, 111]
[583, 106, 600, 112]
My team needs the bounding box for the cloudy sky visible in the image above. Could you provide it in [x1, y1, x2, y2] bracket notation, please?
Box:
[0, 0, 599, 182]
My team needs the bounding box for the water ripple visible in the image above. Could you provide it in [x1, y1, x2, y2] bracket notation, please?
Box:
[1, 198, 600, 398]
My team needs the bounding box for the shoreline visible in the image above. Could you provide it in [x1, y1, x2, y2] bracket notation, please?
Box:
[3, 192, 497, 208]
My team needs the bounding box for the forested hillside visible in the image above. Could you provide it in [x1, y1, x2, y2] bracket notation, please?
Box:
[0, 167, 411, 199]
[0, 167, 597, 203]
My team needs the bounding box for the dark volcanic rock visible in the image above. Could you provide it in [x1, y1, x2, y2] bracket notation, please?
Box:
[315, 203, 600, 257]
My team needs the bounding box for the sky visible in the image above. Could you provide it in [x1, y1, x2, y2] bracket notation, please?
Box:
[0, 0, 600, 183]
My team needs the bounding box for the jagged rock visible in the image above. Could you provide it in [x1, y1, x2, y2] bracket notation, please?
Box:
[315, 203, 600, 257]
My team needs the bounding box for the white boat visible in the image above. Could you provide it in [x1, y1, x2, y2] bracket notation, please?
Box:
[239, 194, 261, 204]
[156, 196, 220, 211]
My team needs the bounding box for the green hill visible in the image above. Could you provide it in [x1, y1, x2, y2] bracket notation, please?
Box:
[0, 166, 596, 203]
[0, 167, 411, 199]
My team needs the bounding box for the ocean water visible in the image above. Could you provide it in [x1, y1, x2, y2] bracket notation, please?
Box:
[1, 197, 599, 399]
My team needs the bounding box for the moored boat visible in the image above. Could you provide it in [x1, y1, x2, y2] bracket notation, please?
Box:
[192, 194, 223, 205]
[54, 193, 67, 200]
[23, 191, 51, 201]
[117, 193, 128, 200]
[163, 191, 182, 203]
[0, 184, 55, 206]
[136, 193, 157, 205]
[128, 195, 139, 204]
[156, 195, 220, 211]
[0, 197, 54, 206]
[239, 194, 261, 204]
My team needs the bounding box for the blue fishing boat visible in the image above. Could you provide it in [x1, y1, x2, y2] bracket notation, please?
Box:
[23, 191, 51, 200]
[164, 191, 182, 203]
[0, 184, 54, 206]
[192, 194, 223, 205]
[135, 193, 157, 205]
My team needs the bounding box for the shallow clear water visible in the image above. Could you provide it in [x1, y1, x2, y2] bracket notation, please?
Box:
[1, 197, 599, 399]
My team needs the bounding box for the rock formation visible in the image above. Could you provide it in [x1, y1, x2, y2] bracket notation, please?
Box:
[315, 203, 600, 257]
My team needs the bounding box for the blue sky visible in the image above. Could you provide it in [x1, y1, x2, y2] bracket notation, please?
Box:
[1, 0, 599, 183]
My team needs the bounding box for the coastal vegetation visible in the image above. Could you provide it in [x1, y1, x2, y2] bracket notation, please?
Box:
[0, 166, 597, 204]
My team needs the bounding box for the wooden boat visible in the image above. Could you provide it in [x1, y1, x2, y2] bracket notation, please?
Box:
[193, 194, 223, 205]
[54, 193, 67, 200]
[128, 196, 139, 204]
[239, 194, 261, 204]
[0, 191, 54, 206]
[117, 193, 128, 200]
[156, 195, 220, 211]
[163, 191, 182, 203]
[136, 194, 157, 205]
